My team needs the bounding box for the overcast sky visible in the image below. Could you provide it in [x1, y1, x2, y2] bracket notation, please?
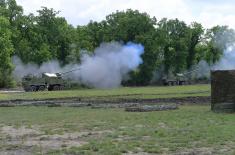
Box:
[15, 0, 235, 29]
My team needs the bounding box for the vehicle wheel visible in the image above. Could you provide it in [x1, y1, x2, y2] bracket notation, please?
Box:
[48, 85, 53, 91]
[38, 85, 45, 91]
[59, 85, 64, 90]
[53, 85, 60, 91]
[30, 85, 37, 92]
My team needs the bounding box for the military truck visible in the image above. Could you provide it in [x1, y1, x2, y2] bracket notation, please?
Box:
[162, 69, 199, 86]
[22, 72, 65, 92]
[162, 73, 187, 86]
[22, 67, 81, 92]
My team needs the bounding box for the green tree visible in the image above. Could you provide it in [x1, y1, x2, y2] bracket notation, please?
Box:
[14, 13, 44, 64]
[186, 22, 204, 69]
[6, 0, 23, 25]
[157, 18, 190, 75]
[0, 16, 14, 87]
[76, 25, 95, 51]
[105, 9, 156, 42]
[14, 6, 74, 65]
[73, 9, 159, 85]
[1, 0, 23, 54]
[36, 7, 74, 65]
[104, 9, 158, 85]
[0, 0, 8, 17]
[205, 25, 235, 64]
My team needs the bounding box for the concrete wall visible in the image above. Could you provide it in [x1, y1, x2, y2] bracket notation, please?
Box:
[211, 70, 235, 112]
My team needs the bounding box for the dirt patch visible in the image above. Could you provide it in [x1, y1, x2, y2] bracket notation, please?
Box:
[173, 146, 235, 155]
[173, 147, 213, 155]
[0, 125, 111, 154]
[123, 151, 150, 155]
[0, 149, 32, 155]
[0, 96, 210, 107]
[1, 126, 42, 137]
[125, 105, 178, 112]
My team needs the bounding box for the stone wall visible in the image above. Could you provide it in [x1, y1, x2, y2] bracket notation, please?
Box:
[211, 70, 235, 112]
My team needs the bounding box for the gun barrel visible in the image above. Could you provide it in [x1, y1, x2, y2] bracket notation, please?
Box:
[61, 67, 81, 75]
[184, 68, 199, 75]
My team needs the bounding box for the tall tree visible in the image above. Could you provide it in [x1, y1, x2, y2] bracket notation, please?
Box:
[36, 7, 73, 65]
[205, 25, 235, 64]
[186, 22, 204, 69]
[104, 9, 159, 85]
[15, 6, 74, 65]
[105, 9, 156, 42]
[157, 18, 190, 75]
[6, 0, 23, 25]
[0, 16, 14, 87]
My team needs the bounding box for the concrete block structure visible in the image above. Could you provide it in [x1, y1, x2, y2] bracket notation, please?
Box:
[211, 70, 235, 112]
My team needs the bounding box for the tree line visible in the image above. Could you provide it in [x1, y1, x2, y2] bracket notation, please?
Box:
[1, 0, 235, 88]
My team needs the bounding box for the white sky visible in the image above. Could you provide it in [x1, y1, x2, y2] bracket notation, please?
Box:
[16, 0, 235, 29]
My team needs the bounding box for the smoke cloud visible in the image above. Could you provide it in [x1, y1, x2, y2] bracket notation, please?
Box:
[74, 42, 144, 88]
[13, 42, 144, 88]
[213, 46, 235, 70]
[190, 45, 235, 79]
[191, 60, 210, 78]
[13, 58, 64, 80]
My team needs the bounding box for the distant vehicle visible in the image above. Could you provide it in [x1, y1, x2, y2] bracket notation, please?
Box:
[162, 74, 187, 86]
[162, 69, 199, 86]
[22, 68, 81, 92]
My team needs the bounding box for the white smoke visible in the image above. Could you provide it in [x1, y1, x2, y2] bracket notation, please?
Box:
[70, 42, 144, 88]
[192, 60, 210, 78]
[13, 42, 144, 88]
[213, 46, 235, 70]
[191, 45, 235, 79]
[13, 57, 67, 80]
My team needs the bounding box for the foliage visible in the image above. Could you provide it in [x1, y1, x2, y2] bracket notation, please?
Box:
[104, 9, 159, 85]
[187, 22, 204, 69]
[0, 0, 233, 88]
[157, 18, 191, 75]
[204, 25, 235, 64]
[0, 16, 14, 87]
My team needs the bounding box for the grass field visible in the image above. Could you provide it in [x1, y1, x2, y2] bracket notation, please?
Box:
[0, 84, 210, 101]
[0, 84, 234, 155]
[0, 106, 234, 154]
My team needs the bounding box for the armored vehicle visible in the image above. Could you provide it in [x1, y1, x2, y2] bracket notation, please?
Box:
[162, 73, 187, 86]
[22, 67, 81, 92]
[22, 72, 65, 92]
[162, 69, 199, 86]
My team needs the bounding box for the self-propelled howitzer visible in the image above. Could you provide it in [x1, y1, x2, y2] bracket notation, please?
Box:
[21, 68, 81, 92]
[162, 68, 199, 86]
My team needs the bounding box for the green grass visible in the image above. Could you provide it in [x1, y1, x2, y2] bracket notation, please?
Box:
[0, 84, 210, 100]
[0, 93, 7, 100]
[1, 84, 228, 154]
[0, 106, 234, 154]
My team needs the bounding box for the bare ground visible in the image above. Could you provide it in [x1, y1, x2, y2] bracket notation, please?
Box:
[0, 125, 112, 154]
[0, 96, 210, 108]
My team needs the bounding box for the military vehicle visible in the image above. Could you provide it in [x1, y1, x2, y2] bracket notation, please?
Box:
[162, 74, 187, 86]
[22, 68, 80, 92]
[22, 73, 65, 91]
[162, 69, 199, 86]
